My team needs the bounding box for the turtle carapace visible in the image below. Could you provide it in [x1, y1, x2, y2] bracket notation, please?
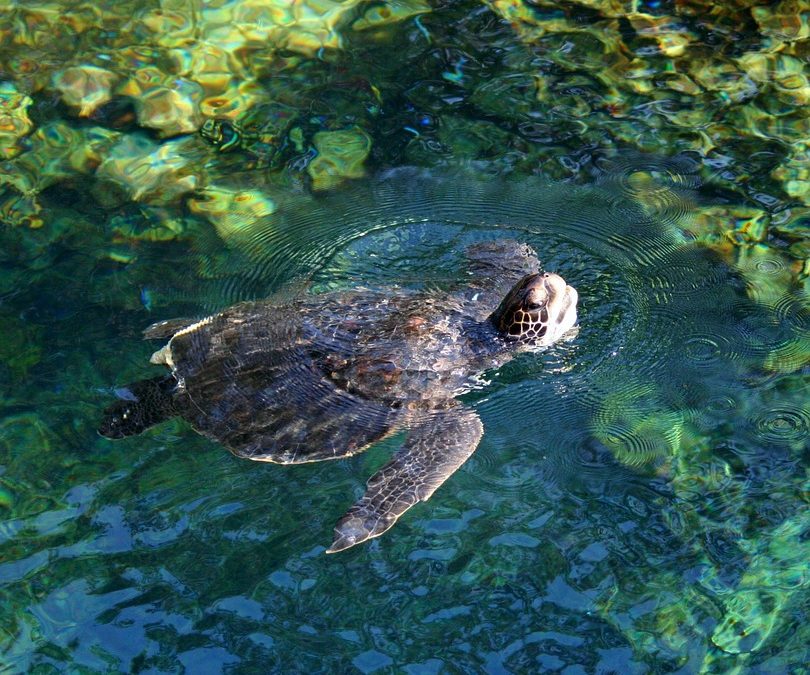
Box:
[99, 240, 578, 552]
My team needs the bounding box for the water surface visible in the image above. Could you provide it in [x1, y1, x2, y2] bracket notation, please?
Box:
[0, 1, 808, 672]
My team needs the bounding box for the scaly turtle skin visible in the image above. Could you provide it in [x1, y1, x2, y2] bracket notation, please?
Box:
[99, 240, 578, 552]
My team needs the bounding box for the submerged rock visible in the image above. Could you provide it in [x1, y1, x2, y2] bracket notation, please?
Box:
[712, 509, 810, 654]
[109, 207, 193, 244]
[483, 0, 809, 217]
[737, 52, 810, 107]
[591, 380, 684, 468]
[0, 82, 34, 160]
[352, 0, 431, 31]
[197, 0, 365, 58]
[772, 144, 810, 205]
[307, 126, 372, 190]
[0, 122, 120, 227]
[52, 65, 120, 117]
[135, 83, 204, 138]
[187, 186, 276, 242]
[118, 70, 204, 137]
[199, 99, 298, 168]
[95, 134, 205, 205]
[752, 1, 810, 43]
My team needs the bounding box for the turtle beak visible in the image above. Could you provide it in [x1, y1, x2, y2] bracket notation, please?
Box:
[549, 274, 578, 333]
[542, 272, 567, 296]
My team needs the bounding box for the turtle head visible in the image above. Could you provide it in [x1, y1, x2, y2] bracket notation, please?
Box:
[490, 272, 578, 345]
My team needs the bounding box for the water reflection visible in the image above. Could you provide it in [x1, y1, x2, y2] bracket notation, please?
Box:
[1, 0, 808, 667]
[2, 163, 806, 670]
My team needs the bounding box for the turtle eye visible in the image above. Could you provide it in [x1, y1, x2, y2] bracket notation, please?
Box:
[526, 301, 544, 310]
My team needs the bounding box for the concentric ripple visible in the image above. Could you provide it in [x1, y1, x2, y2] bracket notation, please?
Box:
[100, 166, 799, 550]
[753, 257, 787, 275]
[179, 167, 694, 308]
[594, 151, 702, 230]
[683, 334, 732, 368]
[770, 294, 810, 332]
[752, 407, 809, 444]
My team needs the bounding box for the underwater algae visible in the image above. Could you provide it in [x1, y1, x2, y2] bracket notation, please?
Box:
[0, 0, 805, 326]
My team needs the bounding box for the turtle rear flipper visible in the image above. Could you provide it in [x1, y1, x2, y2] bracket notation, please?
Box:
[99, 376, 177, 439]
[327, 406, 484, 553]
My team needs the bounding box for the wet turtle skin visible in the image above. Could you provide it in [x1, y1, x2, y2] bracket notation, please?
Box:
[99, 240, 578, 552]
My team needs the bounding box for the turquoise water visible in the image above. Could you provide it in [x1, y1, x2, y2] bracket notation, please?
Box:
[1, 1, 808, 673]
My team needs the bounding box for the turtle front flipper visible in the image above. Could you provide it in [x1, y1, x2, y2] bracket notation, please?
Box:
[327, 406, 484, 553]
[99, 376, 177, 439]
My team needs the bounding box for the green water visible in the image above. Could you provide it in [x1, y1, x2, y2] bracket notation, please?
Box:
[1, 1, 808, 672]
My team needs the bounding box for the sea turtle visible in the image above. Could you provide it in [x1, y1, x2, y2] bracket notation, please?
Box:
[99, 240, 578, 552]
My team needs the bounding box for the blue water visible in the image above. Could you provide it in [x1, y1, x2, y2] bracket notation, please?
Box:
[1, 1, 808, 672]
